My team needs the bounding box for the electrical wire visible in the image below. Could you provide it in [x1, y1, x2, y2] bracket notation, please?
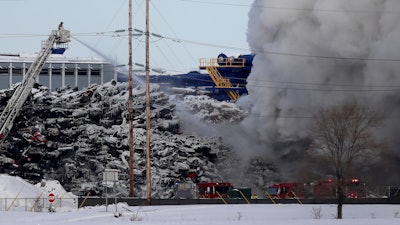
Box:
[245, 78, 400, 89]
[150, 40, 177, 72]
[141, 72, 400, 93]
[0, 34, 48, 38]
[246, 82, 400, 92]
[145, 2, 189, 72]
[144, 32, 400, 62]
[3, 30, 400, 63]
[93, 0, 128, 58]
[179, 0, 400, 15]
[151, 0, 198, 69]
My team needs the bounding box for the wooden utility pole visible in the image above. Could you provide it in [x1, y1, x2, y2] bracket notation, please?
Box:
[128, 0, 135, 198]
[145, 0, 152, 205]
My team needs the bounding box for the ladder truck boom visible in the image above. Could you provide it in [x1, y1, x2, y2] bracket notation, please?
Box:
[0, 29, 70, 144]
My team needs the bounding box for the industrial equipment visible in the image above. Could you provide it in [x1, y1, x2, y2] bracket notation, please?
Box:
[0, 28, 70, 144]
[130, 53, 255, 101]
[199, 53, 253, 101]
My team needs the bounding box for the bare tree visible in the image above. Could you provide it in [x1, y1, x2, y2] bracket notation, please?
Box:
[308, 101, 384, 219]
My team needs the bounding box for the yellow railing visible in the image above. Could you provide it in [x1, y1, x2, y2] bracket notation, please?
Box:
[265, 191, 277, 204]
[79, 192, 92, 209]
[199, 57, 244, 101]
[205, 66, 240, 101]
[216, 191, 228, 204]
[291, 191, 303, 204]
[199, 58, 246, 68]
[238, 190, 251, 204]
[206, 66, 231, 87]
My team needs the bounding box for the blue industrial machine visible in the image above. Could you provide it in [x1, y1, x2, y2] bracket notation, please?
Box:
[205, 53, 255, 101]
[120, 53, 255, 101]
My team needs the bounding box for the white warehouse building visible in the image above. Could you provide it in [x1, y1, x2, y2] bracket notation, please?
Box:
[0, 53, 116, 90]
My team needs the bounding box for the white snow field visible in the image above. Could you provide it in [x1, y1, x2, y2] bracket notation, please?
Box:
[1, 174, 400, 225]
[1, 203, 400, 225]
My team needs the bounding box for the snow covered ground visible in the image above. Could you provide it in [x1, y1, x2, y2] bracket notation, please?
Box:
[1, 174, 400, 224]
[1, 203, 400, 225]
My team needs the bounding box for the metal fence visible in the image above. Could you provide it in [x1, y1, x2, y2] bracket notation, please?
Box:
[1, 186, 399, 212]
[1, 196, 400, 212]
[0, 197, 78, 212]
[367, 186, 400, 198]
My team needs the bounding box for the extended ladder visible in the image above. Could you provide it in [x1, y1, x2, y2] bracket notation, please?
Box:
[199, 57, 245, 101]
[0, 29, 70, 144]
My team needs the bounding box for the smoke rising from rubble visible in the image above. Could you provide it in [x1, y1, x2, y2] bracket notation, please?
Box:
[230, 0, 400, 182]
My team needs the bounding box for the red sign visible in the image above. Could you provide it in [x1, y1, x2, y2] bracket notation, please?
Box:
[48, 193, 55, 203]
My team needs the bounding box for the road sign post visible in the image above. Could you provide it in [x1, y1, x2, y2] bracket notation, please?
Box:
[48, 193, 55, 203]
[48, 193, 55, 213]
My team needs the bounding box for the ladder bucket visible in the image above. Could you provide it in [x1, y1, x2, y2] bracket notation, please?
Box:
[51, 48, 66, 54]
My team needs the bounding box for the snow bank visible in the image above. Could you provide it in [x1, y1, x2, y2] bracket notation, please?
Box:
[0, 174, 77, 212]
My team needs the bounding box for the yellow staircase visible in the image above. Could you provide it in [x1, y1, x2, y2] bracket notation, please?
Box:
[199, 57, 246, 101]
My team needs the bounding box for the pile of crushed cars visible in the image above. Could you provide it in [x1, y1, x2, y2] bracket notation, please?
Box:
[0, 82, 232, 198]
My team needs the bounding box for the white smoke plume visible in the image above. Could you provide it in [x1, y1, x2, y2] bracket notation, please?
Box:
[236, 0, 400, 182]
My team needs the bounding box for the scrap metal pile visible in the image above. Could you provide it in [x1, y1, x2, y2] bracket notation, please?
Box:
[0, 82, 233, 197]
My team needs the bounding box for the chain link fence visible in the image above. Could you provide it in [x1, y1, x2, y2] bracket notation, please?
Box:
[0, 197, 78, 212]
[1, 186, 399, 212]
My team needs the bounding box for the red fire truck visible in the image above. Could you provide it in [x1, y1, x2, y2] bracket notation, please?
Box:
[198, 182, 233, 198]
[265, 182, 307, 199]
[266, 178, 363, 199]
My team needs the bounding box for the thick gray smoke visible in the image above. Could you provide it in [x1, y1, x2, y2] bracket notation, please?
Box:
[235, 0, 400, 183]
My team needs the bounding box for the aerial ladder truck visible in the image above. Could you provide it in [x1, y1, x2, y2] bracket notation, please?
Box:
[0, 28, 70, 144]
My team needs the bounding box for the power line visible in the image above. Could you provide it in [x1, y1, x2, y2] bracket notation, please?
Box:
[130, 0, 190, 73]
[246, 78, 400, 89]
[150, 1, 198, 70]
[252, 49, 400, 62]
[91, 0, 128, 58]
[3, 30, 400, 63]
[1, 29, 396, 64]
[179, 0, 400, 15]
[143, 74, 400, 93]
[120, 31, 400, 62]
[246, 82, 400, 93]
[0, 34, 48, 38]
[218, 75, 400, 89]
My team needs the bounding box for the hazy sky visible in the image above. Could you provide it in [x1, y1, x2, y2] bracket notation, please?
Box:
[0, 0, 251, 73]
